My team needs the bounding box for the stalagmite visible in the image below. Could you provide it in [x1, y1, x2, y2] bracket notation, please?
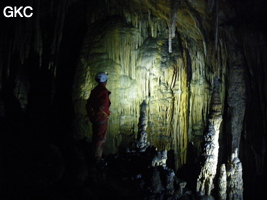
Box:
[166, 168, 176, 195]
[150, 168, 163, 194]
[72, 0, 221, 170]
[227, 148, 243, 200]
[196, 77, 222, 196]
[151, 150, 167, 168]
[218, 164, 227, 200]
[135, 100, 150, 152]
[176, 181, 187, 198]
[2, 0, 267, 199]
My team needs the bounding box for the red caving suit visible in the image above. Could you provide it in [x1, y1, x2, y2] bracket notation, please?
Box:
[86, 83, 111, 159]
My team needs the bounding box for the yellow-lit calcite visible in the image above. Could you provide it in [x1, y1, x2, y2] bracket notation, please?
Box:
[72, 0, 225, 169]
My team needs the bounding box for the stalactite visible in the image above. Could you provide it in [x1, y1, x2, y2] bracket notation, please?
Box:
[3, 0, 267, 198]
[48, 0, 74, 105]
[51, 1, 69, 63]
[73, 0, 223, 170]
[34, 0, 43, 68]
[168, 0, 179, 53]
[3, 0, 75, 85]
[212, 0, 219, 52]
[196, 77, 222, 196]
[13, 18, 33, 65]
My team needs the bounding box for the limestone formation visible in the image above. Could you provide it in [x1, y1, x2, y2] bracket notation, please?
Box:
[1, 0, 267, 199]
[176, 180, 187, 198]
[168, 0, 179, 53]
[196, 78, 223, 196]
[224, 26, 246, 152]
[150, 168, 163, 194]
[218, 164, 227, 200]
[165, 168, 176, 195]
[151, 150, 168, 168]
[227, 149, 243, 200]
[135, 100, 150, 152]
[72, 0, 214, 168]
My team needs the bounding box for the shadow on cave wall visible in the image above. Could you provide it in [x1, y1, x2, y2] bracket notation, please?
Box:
[1, 0, 87, 143]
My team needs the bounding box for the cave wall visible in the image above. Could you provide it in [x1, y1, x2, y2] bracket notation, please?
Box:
[1, 0, 267, 198]
[71, 0, 267, 195]
[72, 0, 228, 169]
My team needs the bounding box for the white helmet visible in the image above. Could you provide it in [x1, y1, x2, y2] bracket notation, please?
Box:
[95, 72, 108, 83]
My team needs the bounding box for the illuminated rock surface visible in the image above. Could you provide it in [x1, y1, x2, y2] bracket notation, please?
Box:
[218, 164, 227, 200]
[227, 149, 243, 200]
[196, 78, 222, 197]
[73, 1, 213, 170]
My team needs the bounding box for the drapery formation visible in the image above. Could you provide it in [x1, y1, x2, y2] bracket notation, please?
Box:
[71, 1, 265, 196]
[73, 0, 227, 169]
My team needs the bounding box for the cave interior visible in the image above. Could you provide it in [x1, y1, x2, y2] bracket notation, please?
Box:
[1, 0, 267, 199]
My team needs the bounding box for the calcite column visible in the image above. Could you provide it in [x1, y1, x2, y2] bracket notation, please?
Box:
[196, 78, 223, 196]
[224, 26, 246, 152]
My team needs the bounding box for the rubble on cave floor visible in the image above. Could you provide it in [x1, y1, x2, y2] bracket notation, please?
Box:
[0, 135, 195, 200]
[85, 149, 194, 200]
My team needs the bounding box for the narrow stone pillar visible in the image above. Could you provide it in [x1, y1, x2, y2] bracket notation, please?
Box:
[224, 26, 246, 152]
[227, 148, 243, 200]
[218, 164, 227, 200]
[196, 78, 223, 196]
[135, 100, 150, 152]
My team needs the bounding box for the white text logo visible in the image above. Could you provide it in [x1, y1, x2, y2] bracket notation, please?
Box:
[3, 6, 33, 18]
